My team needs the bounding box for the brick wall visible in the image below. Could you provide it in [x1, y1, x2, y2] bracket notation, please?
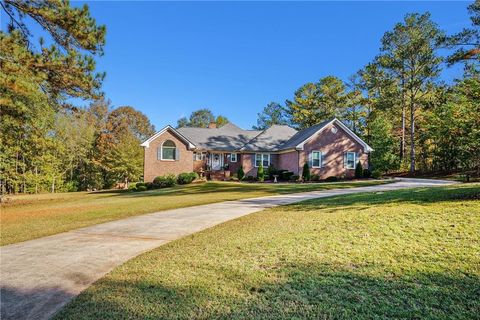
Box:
[240, 153, 278, 177]
[277, 151, 300, 175]
[298, 122, 368, 179]
[143, 130, 194, 182]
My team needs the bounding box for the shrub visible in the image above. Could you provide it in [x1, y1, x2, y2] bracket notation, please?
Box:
[311, 174, 320, 182]
[325, 176, 339, 182]
[355, 161, 363, 179]
[153, 174, 177, 188]
[144, 182, 154, 190]
[135, 182, 146, 188]
[136, 185, 147, 192]
[237, 166, 245, 181]
[245, 175, 256, 182]
[128, 183, 137, 191]
[267, 165, 277, 180]
[363, 168, 372, 178]
[190, 172, 199, 180]
[280, 171, 294, 181]
[302, 162, 311, 181]
[290, 175, 300, 182]
[371, 170, 382, 179]
[177, 172, 197, 185]
[257, 164, 265, 182]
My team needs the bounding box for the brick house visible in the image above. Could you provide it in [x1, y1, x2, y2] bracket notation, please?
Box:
[141, 118, 373, 181]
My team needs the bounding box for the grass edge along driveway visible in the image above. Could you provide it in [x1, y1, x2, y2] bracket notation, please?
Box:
[55, 183, 480, 319]
[1, 180, 390, 245]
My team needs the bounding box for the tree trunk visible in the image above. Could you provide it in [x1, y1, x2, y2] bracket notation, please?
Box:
[35, 166, 38, 194]
[410, 101, 415, 174]
[400, 73, 406, 162]
[51, 176, 55, 193]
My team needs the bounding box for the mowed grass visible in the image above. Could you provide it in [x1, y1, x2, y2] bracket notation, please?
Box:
[56, 184, 480, 320]
[0, 180, 389, 246]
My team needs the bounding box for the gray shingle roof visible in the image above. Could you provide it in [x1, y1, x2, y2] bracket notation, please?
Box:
[176, 121, 333, 152]
[240, 125, 298, 151]
[277, 119, 331, 150]
[177, 123, 262, 151]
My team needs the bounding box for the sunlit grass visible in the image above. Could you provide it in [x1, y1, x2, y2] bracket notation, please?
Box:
[0, 180, 389, 245]
[56, 184, 480, 319]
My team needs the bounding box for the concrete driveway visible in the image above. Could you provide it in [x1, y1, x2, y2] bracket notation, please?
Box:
[0, 178, 457, 320]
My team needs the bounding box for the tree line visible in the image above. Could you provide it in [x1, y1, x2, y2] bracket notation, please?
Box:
[1, 1, 155, 194]
[255, 5, 479, 176]
[1, 1, 478, 194]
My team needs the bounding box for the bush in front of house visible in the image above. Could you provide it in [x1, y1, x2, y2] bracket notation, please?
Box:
[237, 166, 245, 181]
[267, 165, 277, 180]
[279, 170, 294, 181]
[302, 162, 311, 181]
[128, 183, 138, 191]
[136, 185, 147, 192]
[153, 174, 177, 188]
[177, 172, 198, 185]
[245, 175, 256, 182]
[311, 174, 320, 182]
[355, 161, 363, 179]
[325, 176, 339, 182]
[371, 170, 382, 179]
[363, 168, 372, 178]
[257, 164, 265, 182]
[290, 175, 300, 182]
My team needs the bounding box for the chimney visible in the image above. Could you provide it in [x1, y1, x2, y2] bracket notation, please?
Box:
[208, 122, 217, 129]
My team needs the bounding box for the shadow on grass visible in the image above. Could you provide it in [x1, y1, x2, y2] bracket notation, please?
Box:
[282, 184, 480, 214]
[92, 181, 390, 199]
[53, 262, 480, 319]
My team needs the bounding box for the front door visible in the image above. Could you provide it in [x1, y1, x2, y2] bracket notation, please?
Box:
[211, 153, 223, 171]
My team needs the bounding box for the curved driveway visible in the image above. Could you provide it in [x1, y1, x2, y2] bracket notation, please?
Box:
[0, 178, 457, 320]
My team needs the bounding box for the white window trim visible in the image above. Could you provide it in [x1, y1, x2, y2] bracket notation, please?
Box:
[194, 152, 204, 161]
[311, 150, 322, 168]
[255, 153, 270, 167]
[230, 153, 237, 162]
[345, 152, 356, 169]
[160, 141, 176, 161]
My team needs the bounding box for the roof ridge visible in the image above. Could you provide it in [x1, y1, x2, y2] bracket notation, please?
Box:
[238, 128, 267, 151]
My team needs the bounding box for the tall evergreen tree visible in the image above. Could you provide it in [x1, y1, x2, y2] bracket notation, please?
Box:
[286, 76, 348, 129]
[378, 13, 444, 173]
[253, 102, 288, 130]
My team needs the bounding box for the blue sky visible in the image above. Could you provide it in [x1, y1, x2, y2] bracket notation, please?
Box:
[3, 1, 473, 130]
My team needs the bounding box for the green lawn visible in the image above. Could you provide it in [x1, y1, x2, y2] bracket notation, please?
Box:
[56, 184, 480, 319]
[0, 180, 388, 246]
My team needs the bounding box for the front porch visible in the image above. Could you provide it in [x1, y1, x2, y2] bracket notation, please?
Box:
[195, 152, 236, 181]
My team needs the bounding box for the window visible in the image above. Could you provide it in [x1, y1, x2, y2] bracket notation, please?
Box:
[255, 153, 270, 167]
[344, 152, 356, 169]
[193, 152, 205, 161]
[311, 151, 322, 168]
[161, 140, 176, 160]
[230, 153, 237, 162]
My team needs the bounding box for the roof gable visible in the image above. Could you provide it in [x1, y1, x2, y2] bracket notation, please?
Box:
[140, 125, 196, 149]
[280, 118, 373, 152]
